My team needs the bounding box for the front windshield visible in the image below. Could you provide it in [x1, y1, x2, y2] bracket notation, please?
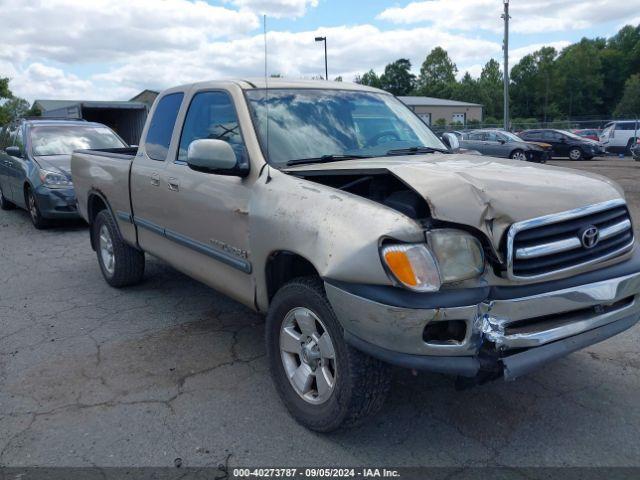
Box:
[30, 125, 126, 156]
[245, 89, 447, 166]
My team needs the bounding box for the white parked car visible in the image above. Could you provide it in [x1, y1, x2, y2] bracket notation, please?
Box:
[600, 120, 640, 155]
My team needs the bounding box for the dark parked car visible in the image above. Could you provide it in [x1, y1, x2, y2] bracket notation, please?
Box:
[518, 129, 604, 160]
[572, 129, 601, 142]
[0, 118, 127, 228]
[459, 129, 550, 162]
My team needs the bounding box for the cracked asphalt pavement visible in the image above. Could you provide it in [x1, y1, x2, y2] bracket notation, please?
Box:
[1, 157, 639, 468]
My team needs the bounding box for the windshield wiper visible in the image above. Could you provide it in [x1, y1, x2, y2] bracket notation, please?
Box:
[286, 154, 371, 166]
[385, 146, 447, 156]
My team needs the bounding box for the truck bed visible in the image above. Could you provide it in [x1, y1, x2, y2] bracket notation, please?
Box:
[71, 147, 138, 244]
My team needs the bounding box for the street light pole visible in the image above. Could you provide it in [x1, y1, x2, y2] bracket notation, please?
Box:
[502, 0, 510, 130]
[315, 36, 328, 80]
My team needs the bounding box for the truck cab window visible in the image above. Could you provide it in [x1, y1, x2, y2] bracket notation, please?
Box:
[144, 92, 184, 161]
[177, 91, 247, 166]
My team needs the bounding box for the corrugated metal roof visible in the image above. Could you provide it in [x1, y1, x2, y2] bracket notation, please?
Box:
[397, 96, 483, 107]
[34, 99, 147, 111]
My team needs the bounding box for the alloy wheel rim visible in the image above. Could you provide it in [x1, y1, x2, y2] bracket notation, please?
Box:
[28, 194, 38, 221]
[280, 307, 337, 405]
[570, 149, 581, 160]
[99, 225, 115, 275]
[514, 152, 526, 161]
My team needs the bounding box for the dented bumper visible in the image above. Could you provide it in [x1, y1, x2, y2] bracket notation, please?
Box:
[325, 252, 640, 381]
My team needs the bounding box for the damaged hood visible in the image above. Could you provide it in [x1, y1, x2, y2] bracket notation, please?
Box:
[284, 154, 624, 249]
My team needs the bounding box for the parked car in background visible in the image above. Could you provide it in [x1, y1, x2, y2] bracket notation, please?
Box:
[0, 118, 127, 228]
[573, 129, 601, 142]
[72, 79, 640, 432]
[518, 129, 604, 160]
[460, 129, 550, 162]
[600, 120, 639, 155]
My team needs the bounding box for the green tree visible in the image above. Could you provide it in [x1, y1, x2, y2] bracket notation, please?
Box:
[0, 97, 33, 126]
[555, 39, 604, 117]
[416, 47, 457, 98]
[478, 59, 503, 120]
[510, 54, 537, 118]
[614, 74, 640, 117]
[599, 48, 627, 115]
[452, 72, 482, 104]
[379, 59, 416, 96]
[609, 25, 640, 74]
[354, 69, 382, 88]
[0, 77, 10, 100]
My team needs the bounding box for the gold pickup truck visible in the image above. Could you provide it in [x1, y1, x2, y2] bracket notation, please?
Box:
[71, 79, 640, 432]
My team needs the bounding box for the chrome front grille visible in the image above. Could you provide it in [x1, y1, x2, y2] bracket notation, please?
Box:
[506, 199, 634, 279]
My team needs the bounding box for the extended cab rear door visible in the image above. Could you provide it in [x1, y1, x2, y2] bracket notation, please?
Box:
[130, 90, 185, 259]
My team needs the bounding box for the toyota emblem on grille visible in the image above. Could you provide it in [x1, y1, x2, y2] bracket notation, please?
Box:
[580, 225, 600, 249]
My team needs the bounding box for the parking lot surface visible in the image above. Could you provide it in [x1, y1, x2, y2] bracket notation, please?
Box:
[1, 156, 639, 468]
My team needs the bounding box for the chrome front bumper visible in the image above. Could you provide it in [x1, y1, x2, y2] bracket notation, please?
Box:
[326, 268, 640, 378]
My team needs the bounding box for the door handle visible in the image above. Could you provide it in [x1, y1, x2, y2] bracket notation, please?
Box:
[167, 177, 179, 192]
[150, 172, 160, 186]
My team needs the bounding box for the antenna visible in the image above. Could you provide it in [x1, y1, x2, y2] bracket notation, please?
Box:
[263, 14, 271, 178]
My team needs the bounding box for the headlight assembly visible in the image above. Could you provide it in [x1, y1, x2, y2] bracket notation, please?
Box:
[427, 229, 485, 283]
[381, 243, 441, 292]
[39, 169, 72, 188]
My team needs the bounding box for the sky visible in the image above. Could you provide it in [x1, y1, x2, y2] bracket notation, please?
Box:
[1, 0, 639, 102]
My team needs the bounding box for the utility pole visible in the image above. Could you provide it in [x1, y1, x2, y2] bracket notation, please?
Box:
[502, 0, 510, 130]
[315, 36, 328, 80]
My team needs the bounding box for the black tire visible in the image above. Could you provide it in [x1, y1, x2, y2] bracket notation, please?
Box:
[25, 187, 48, 229]
[93, 209, 145, 287]
[266, 276, 392, 432]
[0, 186, 15, 210]
[626, 139, 635, 156]
[568, 147, 583, 161]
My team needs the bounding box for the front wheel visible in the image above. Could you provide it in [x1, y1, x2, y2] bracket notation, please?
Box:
[266, 277, 392, 432]
[25, 187, 48, 229]
[569, 148, 583, 161]
[93, 210, 145, 287]
[510, 149, 527, 162]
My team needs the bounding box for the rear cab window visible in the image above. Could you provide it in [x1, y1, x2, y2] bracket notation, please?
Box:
[144, 92, 184, 161]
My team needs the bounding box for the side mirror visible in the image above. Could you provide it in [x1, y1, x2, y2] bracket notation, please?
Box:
[441, 132, 460, 151]
[5, 146, 22, 158]
[186, 139, 248, 177]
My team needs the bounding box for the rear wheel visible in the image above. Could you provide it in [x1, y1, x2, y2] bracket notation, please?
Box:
[0, 186, 15, 210]
[626, 139, 636, 156]
[25, 187, 48, 229]
[93, 210, 145, 287]
[569, 147, 583, 161]
[266, 276, 392, 432]
[509, 149, 527, 162]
